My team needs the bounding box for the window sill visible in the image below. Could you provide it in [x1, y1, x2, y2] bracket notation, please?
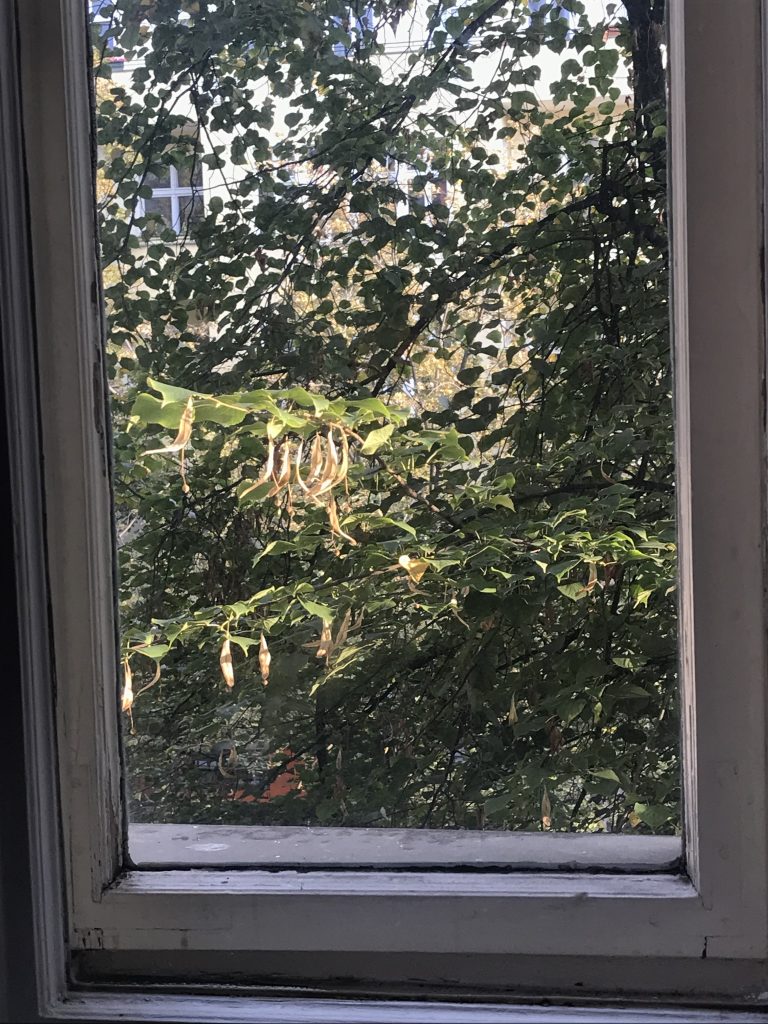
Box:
[129, 823, 682, 872]
[48, 992, 768, 1023]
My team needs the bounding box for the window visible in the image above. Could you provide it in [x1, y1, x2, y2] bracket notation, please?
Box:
[332, 4, 376, 56]
[140, 162, 204, 236]
[7, 0, 768, 1020]
[528, 0, 574, 24]
[89, 0, 123, 65]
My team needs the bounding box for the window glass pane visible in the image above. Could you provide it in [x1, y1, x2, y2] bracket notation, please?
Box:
[176, 161, 204, 189]
[140, 195, 173, 232]
[90, 0, 122, 62]
[179, 193, 205, 229]
[94, 0, 678, 837]
[143, 167, 172, 190]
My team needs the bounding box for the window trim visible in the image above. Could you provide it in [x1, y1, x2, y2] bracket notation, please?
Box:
[8, 0, 768, 1016]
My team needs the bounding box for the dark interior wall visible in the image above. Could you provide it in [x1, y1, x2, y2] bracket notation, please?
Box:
[0, 337, 37, 1024]
[0, 3, 50, 1020]
[0, 264, 39, 1024]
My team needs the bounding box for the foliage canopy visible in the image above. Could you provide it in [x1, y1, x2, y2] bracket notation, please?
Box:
[94, 0, 676, 833]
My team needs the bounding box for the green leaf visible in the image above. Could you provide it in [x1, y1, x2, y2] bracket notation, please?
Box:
[348, 398, 404, 422]
[266, 418, 284, 441]
[557, 698, 586, 724]
[282, 386, 330, 414]
[633, 803, 673, 831]
[484, 793, 511, 815]
[236, 479, 273, 503]
[615, 684, 653, 699]
[131, 394, 184, 429]
[133, 643, 170, 659]
[298, 597, 334, 622]
[147, 378, 197, 404]
[229, 635, 260, 653]
[361, 423, 395, 454]
[551, 558, 582, 580]
[254, 539, 296, 561]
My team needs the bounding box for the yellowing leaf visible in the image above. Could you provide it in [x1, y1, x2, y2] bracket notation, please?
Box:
[398, 554, 428, 583]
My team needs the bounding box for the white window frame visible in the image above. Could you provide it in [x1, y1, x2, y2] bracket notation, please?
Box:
[138, 163, 203, 235]
[8, 0, 768, 1019]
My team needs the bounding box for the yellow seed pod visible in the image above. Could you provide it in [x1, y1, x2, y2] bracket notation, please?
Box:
[541, 789, 552, 830]
[220, 637, 235, 689]
[259, 632, 271, 685]
[121, 659, 134, 712]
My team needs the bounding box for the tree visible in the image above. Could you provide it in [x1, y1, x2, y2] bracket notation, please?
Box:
[94, 0, 677, 832]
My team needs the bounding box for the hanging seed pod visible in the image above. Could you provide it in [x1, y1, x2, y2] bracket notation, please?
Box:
[180, 449, 190, 494]
[260, 437, 276, 481]
[307, 433, 324, 483]
[143, 397, 195, 494]
[259, 632, 271, 685]
[121, 659, 134, 713]
[333, 607, 353, 651]
[144, 397, 195, 456]
[135, 660, 162, 701]
[295, 440, 322, 502]
[507, 694, 518, 726]
[217, 745, 237, 779]
[587, 561, 599, 591]
[269, 442, 292, 496]
[239, 438, 275, 500]
[277, 442, 292, 486]
[327, 495, 357, 544]
[316, 620, 332, 659]
[333, 428, 350, 488]
[315, 428, 339, 495]
[220, 637, 235, 689]
[541, 788, 552, 830]
[294, 439, 307, 488]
